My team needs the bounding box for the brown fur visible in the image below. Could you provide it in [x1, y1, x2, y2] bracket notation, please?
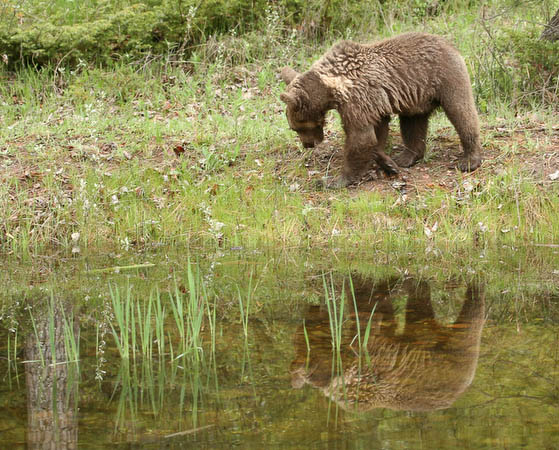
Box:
[280, 33, 483, 188]
[290, 276, 485, 411]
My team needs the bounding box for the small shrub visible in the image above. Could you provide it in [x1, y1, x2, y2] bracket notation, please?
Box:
[503, 29, 559, 106]
[471, 26, 559, 110]
[0, 5, 162, 67]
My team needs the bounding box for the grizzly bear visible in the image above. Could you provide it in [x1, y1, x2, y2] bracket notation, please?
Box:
[280, 32, 482, 188]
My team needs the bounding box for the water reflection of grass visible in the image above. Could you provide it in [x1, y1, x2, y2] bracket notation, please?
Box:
[104, 261, 220, 431]
[323, 273, 347, 424]
[108, 262, 216, 363]
[11, 261, 223, 436]
[27, 294, 80, 371]
[6, 325, 19, 389]
[111, 347, 216, 433]
[0, 258, 558, 445]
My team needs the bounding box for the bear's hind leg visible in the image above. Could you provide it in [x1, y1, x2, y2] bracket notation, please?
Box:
[394, 113, 430, 168]
[441, 90, 482, 172]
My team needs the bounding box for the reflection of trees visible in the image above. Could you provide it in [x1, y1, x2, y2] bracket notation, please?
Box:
[291, 276, 485, 412]
[25, 300, 78, 449]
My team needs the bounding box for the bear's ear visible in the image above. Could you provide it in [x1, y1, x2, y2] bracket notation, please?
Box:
[280, 67, 299, 85]
[280, 91, 301, 110]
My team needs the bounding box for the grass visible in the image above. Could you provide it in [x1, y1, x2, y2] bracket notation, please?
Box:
[320, 273, 381, 416]
[323, 273, 347, 423]
[107, 260, 216, 364]
[0, 1, 557, 262]
[7, 259, 221, 378]
[237, 271, 253, 340]
[0, 6, 559, 427]
[0, 260, 223, 434]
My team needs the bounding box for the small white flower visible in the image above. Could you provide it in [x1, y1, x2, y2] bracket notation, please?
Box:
[211, 221, 224, 232]
[302, 203, 313, 216]
[424, 222, 438, 238]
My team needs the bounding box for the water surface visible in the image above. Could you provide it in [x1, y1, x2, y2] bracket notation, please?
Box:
[1, 249, 558, 448]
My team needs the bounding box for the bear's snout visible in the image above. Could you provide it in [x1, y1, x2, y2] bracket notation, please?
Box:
[299, 128, 324, 148]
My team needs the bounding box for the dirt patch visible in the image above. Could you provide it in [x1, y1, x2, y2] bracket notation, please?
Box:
[295, 123, 559, 196]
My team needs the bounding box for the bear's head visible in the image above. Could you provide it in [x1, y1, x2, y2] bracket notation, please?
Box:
[280, 67, 329, 149]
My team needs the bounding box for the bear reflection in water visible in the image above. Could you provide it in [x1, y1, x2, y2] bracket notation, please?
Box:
[290, 276, 485, 412]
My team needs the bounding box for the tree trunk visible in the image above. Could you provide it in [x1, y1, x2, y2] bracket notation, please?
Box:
[540, 8, 559, 41]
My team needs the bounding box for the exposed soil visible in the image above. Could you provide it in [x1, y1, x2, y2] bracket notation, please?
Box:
[298, 122, 559, 196]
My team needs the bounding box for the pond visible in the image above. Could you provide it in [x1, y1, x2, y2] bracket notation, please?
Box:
[0, 247, 558, 448]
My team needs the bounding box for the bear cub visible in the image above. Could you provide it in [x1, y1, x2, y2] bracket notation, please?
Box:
[280, 32, 482, 188]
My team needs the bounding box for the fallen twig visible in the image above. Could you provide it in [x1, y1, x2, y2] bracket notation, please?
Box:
[165, 424, 215, 438]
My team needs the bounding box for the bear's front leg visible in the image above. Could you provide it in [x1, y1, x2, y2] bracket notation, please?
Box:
[328, 133, 376, 188]
[321, 135, 374, 189]
[372, 150, 400, 176]
[331, 118, 399, 188]
[371, 116, 400, 175]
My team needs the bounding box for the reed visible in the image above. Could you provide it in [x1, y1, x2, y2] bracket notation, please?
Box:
[237, 272, 253, 340]
[322, 273, 348, 423]
[109, 283, 133, 360]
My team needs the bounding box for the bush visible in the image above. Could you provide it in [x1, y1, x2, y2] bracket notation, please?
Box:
[469, 20, 559, 111]
[0, 0, 446, 67]
[503, 29, 559, 105]
[0, 4, 162, 66]
[0, 0, 309, 66]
